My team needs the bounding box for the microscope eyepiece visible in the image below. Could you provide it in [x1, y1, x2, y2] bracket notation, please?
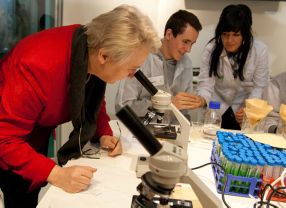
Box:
[134, 70, 158, 96]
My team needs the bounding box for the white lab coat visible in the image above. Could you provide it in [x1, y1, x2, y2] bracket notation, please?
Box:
[263, 72, 286, 132]
[197, 39, 269, 114]
[115, 52, 193, 123]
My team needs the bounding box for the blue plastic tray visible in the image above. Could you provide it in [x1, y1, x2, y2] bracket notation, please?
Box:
[211, 142, 262, 198]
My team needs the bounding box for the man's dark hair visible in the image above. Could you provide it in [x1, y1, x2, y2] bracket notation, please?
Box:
[164, 10, 202, 37]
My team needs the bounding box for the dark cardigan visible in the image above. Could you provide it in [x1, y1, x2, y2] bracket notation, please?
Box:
[57, 26, 106, 166]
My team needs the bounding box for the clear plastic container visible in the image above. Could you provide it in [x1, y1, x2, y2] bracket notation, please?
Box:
[203, 101, 222, 136]
[276, 118, 286, 138]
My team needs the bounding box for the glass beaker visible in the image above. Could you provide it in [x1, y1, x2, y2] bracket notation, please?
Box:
[190, 121, 203, 140]
[241, 113, 266, 133]
[276, 118, 286, 138]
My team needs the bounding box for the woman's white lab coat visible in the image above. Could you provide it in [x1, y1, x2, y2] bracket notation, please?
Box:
[197, 39, 269, 114]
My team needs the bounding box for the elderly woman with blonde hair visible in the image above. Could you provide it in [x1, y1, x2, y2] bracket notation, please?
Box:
[0, 5, 159, 208]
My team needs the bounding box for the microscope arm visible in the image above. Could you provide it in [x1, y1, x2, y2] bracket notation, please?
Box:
[169, 103, 190, 149]
[180, 170, 223, 208]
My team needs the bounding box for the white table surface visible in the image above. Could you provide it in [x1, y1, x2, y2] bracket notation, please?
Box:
[37, 121, 286, 208]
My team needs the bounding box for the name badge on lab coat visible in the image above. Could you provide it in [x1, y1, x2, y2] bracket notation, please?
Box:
[149, 76, 164, 86]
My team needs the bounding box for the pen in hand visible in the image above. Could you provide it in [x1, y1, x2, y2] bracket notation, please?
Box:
[101, 121, 122, 152]
[101, 139, 119, 152]
[113, 121, 121, 150]
[113, 139, 120, 150]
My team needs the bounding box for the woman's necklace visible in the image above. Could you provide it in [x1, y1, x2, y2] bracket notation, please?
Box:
[85, 73, 91, 84]
[227, 53, 239, 79]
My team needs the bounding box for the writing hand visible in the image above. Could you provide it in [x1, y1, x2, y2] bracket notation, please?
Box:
[47, 165, 96, 193]
[99, 135, 122, 157]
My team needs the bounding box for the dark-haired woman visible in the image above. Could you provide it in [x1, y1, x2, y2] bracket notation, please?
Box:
[197, 4, 269, 129]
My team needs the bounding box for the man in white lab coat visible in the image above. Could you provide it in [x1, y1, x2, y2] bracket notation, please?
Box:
[115, 10, 203, 123]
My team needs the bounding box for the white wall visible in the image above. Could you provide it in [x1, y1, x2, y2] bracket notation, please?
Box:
[63, 0, 185, 37]
[61, 0, 286, 141]
[63, 0, 286, 74]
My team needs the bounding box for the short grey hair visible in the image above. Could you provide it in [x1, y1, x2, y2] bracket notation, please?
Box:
[85, 5, 160, 64]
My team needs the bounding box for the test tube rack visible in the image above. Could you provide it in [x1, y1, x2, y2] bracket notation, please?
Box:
[211, 131, 286, 200]
[211, 142, 262, 198]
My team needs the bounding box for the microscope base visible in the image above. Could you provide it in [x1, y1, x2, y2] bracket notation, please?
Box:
[131, 195, 193, 208]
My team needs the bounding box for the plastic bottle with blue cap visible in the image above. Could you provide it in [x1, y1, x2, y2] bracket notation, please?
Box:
[203, 101, 222, 136]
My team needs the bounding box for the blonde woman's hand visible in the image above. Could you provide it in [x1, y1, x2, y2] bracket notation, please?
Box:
[47, 165, 96, 193]
[100, 135, 122, 157]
